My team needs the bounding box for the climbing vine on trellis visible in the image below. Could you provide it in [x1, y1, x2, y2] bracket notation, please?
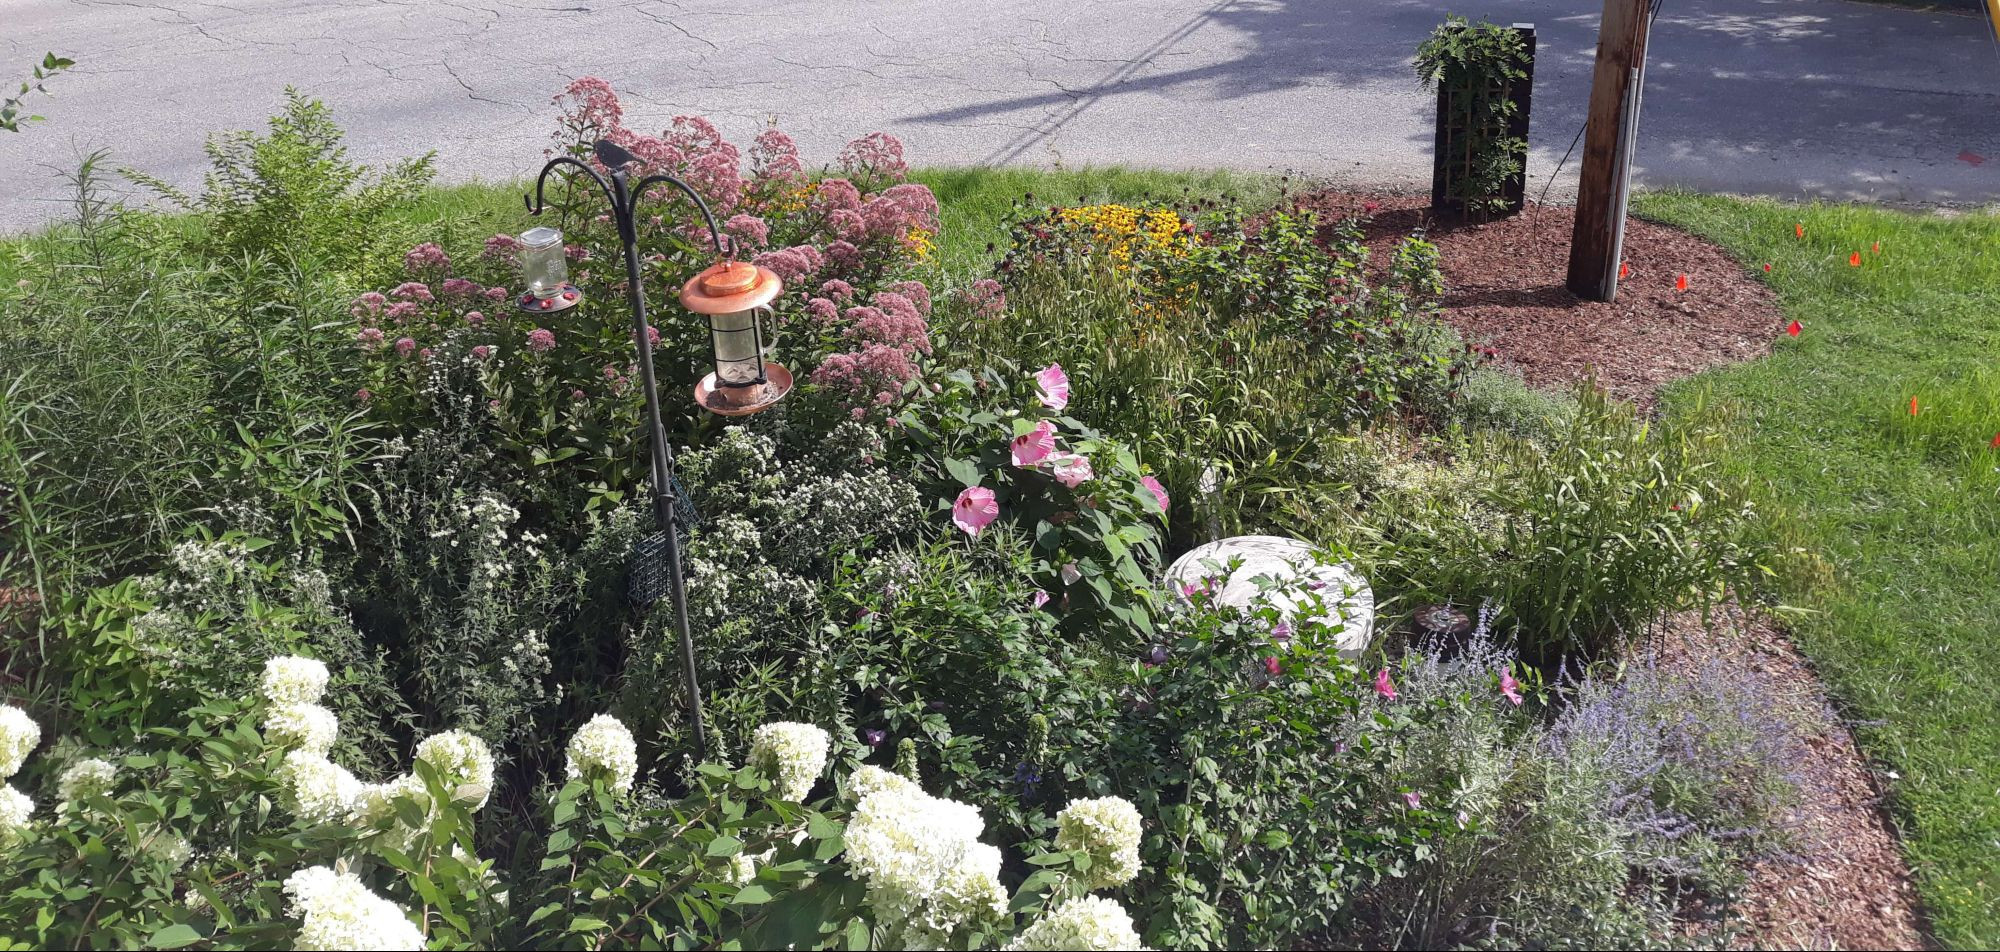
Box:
[1417, 16, 1532, 220]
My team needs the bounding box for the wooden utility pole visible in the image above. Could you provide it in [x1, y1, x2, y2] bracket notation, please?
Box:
[1566, 0, 1654, 301]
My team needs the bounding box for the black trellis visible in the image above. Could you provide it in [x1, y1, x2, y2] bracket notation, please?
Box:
[1428, 22, 1537, 221]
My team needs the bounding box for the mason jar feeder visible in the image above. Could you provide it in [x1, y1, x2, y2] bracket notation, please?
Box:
[681, 259, 792, 416]
[515, 225, 581, 314]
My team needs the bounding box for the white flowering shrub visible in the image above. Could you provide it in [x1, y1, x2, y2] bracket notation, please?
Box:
[55, 536, 402, 765]
[627, 424, 925, 765]
[1004, 895, 1148, 951]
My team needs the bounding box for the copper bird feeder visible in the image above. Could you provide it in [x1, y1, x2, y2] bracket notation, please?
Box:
[681, 259, 793, 416]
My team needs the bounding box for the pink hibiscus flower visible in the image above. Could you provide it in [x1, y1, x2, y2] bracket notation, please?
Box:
[1374, 668, 1399, 701]
[1402, 791, 1422, 809]
[1140, 474, 1170, 512]
[952, 486, 999, 537]
[1035, 363, 1070, 411]
[1031, 589, 1050, 610]
[1499, 666, 1523, 706]
[1011, 420, 1057, 467]
[1046, 451, 1094, 488]
[1264, 656, 1282, 676]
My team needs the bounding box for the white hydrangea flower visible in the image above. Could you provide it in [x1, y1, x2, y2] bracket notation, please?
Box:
[748, 722, 829, 802]
[0, 705, 40, 779]
[283, 864, 427, 951]
[57, 757, 117, 804]
[900, 841, 1009, 948]
[0, 783, 32, 835]
[727, 851, 760, 885]
[260, 656, 330, 706]
[849, 764, 919, 801]
[1055, 796, 1143, 888]
[844, 778, 1000, 942]
[1003, 895, 1148, 951]
[414, 729, 494, 809]
[278, 750, 362, 824]
[564, 714, 638, 794]
[264, 703, 340, 755]
[351, 775, 426, 828]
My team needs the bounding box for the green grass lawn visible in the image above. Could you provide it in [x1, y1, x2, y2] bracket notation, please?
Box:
[1638, 192, 2000, 947]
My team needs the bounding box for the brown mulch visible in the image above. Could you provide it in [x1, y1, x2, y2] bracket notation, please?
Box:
[1645, 607, 1930, 951]
[1290, 191, 1788, 407]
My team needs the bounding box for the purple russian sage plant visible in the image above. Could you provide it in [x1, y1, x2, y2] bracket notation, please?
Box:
[1545, 652, 1809, 879]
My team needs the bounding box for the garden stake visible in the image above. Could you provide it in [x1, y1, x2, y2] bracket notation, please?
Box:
[521, 138, 795, 761]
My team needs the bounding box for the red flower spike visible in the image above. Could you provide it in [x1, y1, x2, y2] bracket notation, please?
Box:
[1795, 223, 1806, 239]
[1872, 241, 1881, 254]
[1850, 252, 1863, 267]
[1990, 432, 2000, 449]
[1909, 396, 1920, 417]
[1620, 261, 1631, 280]
[1786, 320, 1802, 337]
[1764, 263, 1773, 273]
[1675, 274, 1689, 292]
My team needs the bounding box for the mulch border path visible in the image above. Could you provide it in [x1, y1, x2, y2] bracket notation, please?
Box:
[1293, 191, 1789, 407]
[1648, 607, 1931, 951]
[1285, 190, 1925, 947]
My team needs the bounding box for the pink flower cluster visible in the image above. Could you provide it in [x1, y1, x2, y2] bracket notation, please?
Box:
[810, 178, 939, 260]
[839, 131, 909, 185]
[350, 244, 515, 360]
[954, 366, 1171, 542]
[404, 242, 449, 274]
[808, 283, 934, 409]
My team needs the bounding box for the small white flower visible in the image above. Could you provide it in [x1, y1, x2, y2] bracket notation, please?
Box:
[57, 757, 117, 804]
[283, 864, 427, 951]
[414, 729, 494, 809]
[277, 750, 362, 824]
[260, 656, 331, 706]
[1054, 796, 1143, 888]
[0, 784, 33, 835]
[564, 714, 639, 795]
[264, 704, 340, 755]
[1004, 895, 1148, 951]
[0, 706, 40, 779]
[748, 722, 829, 802]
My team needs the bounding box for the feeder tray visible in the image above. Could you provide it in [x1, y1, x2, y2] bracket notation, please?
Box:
[626, 475, 701, 608]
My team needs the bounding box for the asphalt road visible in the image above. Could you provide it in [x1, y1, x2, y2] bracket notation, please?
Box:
[2, 0, 1996, 232]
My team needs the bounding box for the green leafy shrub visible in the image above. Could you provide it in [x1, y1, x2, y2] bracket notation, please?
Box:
[1368, 381, 1773, 661]
[1448, 367, 1577, 442]
[124, 88, 436, 283]
[949, 200, 1470, 550]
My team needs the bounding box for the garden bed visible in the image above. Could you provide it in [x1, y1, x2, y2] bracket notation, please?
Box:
[1294, 191, 1788, 406]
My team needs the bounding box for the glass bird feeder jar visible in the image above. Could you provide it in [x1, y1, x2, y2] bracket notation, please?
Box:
[680, 260, 792, 416]
[515, 226, 581, 314]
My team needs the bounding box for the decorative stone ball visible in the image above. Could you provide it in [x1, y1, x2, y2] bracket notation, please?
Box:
[1164, 535, 1374, 659]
